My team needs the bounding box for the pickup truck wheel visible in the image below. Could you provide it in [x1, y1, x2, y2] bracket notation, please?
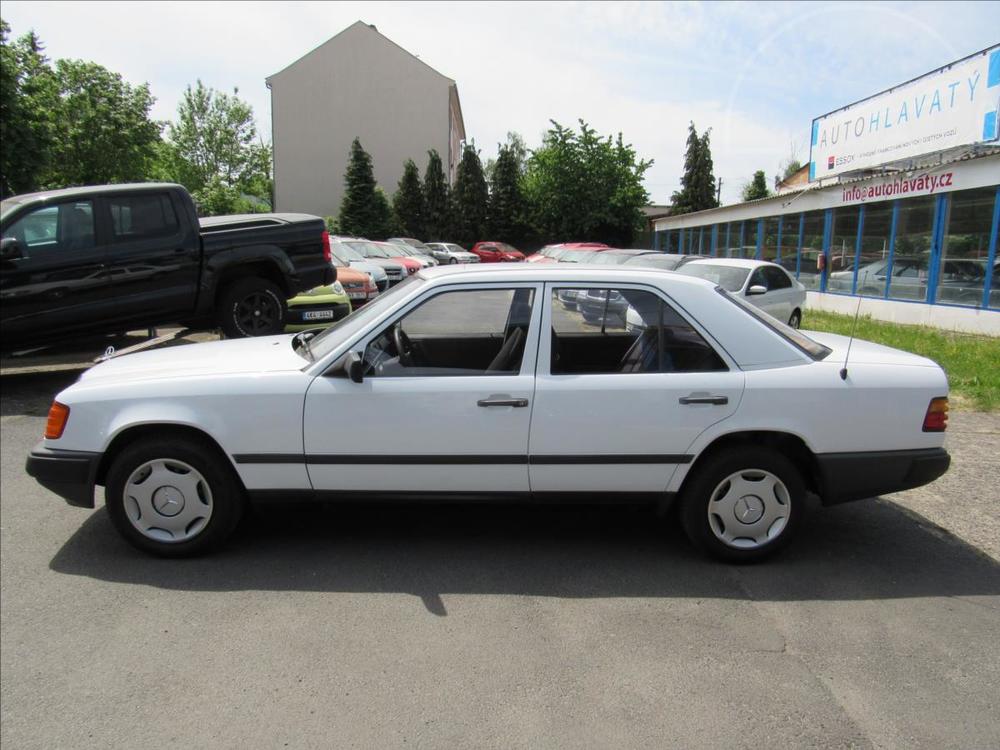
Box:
[217, 278, 287, 338]
[680, 447, 804, 562]
[105, 438, 244, 557]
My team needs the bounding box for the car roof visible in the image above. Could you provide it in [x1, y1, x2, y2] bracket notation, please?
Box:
[414, 262, 718, 290]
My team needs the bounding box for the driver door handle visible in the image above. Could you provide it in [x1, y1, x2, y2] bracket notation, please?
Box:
[679, 394, 729, 405]
[478, 397, 529, 408]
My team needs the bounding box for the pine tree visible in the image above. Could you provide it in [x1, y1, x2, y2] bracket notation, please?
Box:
[487, 142, 526, 243]
[337, 138, 379, 237]
[670, 122, 718, 214]
[392, 159, 424, 237]
[422, 149, 450, 240]
[451, 144, 488, 246]
[741, 170, 770, 202]
[371, 186, 396, 240]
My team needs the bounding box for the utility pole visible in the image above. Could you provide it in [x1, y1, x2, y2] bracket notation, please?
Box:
[716, 177, 723, 205]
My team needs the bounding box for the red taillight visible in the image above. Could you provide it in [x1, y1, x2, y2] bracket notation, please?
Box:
[322, 230, 332, 263]
[45, 401, 70, 440]
[922, 397, 949, 432]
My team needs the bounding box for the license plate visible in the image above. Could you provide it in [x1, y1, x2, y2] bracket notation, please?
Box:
[302, 310, 334, 321]
[348, 291, 367, 300]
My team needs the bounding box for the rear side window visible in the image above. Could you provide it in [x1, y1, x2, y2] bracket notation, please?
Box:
[108, 194, 179, 242]
[550, 288, 727, 375]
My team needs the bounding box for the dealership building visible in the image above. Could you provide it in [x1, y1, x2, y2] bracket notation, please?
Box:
[652, 46, 1000, 334]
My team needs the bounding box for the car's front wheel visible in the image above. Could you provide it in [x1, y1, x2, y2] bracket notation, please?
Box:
[105, 436, 244, 557]
[679, 446, 804, 562]
[788, 309, 802, 328]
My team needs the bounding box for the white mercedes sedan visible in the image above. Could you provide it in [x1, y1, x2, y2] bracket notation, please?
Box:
[27, 265, 950, 561]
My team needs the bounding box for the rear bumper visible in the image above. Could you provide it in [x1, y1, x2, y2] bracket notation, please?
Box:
[815, 447, 950, 506]
[25, 442, 101, 508]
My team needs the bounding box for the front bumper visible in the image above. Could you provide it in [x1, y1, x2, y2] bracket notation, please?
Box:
[26, 441, 101, 508]
[815, 447, 950, 505]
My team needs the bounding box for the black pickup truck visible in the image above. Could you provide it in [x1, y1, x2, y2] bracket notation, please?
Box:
[0, 183, 334, 350]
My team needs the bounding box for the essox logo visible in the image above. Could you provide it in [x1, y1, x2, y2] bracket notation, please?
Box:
[828, 155, 836, 170]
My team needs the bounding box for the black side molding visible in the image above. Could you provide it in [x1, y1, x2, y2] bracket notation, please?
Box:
[815, 447, 950, 506]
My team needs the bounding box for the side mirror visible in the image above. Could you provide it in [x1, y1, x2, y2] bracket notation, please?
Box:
[346, 351, 364, 383]
[1, 237, 23, 260]
[747, 285, 767, 296]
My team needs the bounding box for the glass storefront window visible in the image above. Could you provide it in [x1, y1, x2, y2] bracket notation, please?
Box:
[851, 201, 894, 298]
[826, 206, 860, 293]
[762, 217, 780, 262]
[742, 219, 759, 259]
[936, 187, 996, 307]
[798, 210, 826, 290]
[889, 195, 936, 302]
[778, 214, 799, 274]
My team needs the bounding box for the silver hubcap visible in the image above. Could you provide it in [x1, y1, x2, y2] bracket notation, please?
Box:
[124, 459, 213, 543]
[707, 468, 790, 549]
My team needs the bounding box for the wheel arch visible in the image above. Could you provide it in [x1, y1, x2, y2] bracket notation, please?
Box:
[213, 259, 291, 300]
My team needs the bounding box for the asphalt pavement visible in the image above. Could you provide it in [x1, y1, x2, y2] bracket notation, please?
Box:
[2, 370, 999, 749]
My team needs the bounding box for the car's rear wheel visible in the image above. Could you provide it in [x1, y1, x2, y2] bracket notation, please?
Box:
[788, 309, 802, 329]
[679, 446, 804, 562]
[217, 277, 287, 338]
[105, 437, 244, 557]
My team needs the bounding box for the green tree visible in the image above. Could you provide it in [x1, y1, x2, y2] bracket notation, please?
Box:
[0, 22, 58, 196]
[422, 149, 450, 240]
[47, 58, 161, 187]
[670, 122, 718, 215]
[484, 131, 528, 183]
[337, 138, 392, 238]
[524, 120, 652, 246]
[392, 159, 424, 237]
[451, 144, 489, 246]
[372, 187, 397, 240]
[165, 80, 271, 214]
[488, 141, 527, 243]
[741, 170, 771, 202]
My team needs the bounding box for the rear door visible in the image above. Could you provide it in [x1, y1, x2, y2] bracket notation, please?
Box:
[529, 284, 744, 495]
[101, 189, 201, 323]
[1, 198, 112, 346]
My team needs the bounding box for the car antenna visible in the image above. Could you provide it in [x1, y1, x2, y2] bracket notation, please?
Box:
[840, 295, 863, 381]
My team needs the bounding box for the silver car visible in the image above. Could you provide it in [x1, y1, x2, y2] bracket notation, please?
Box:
[425, 242, 481, 264]
[387, 237, 440, 266]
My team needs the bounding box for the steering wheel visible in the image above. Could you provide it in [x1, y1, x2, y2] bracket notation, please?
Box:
[392, 323, 414, 366]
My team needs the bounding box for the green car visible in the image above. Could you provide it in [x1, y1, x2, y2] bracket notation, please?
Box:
[284, 281, 352, 332]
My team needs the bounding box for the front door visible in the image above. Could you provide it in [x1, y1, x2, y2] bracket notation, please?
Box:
[303, 283, 542, 494]
[529, 284, 744, 495]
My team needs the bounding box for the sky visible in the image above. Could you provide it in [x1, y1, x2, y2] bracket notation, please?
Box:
[3, 1, 999, 205]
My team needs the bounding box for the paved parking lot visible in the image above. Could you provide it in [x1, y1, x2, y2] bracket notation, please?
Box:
[2, 370, 999, 749]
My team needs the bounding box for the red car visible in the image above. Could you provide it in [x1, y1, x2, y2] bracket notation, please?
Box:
[469, 241, 526, 263]
[526, 242, 611, 263]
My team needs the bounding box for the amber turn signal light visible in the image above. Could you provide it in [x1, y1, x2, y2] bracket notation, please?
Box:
[922, 397, 948, 432]
[45, 401, 70, 439]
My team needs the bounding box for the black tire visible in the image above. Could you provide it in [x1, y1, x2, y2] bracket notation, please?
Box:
[216, 277, 287, 338]
[679, 446, 805, 563]
[788, 309, 802, 329]
[449, 258, 458, 264]
[105, 436, 245, 557]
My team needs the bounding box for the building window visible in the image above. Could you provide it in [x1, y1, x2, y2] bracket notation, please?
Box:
[778, 214, 799, 274]
[827, 206, 860, 292]
[850, 201, 895, 298]
[936, 187, 996, 307]
[888, 195, 936, 302]
[742, 219, 759, 259]
[762, 217, 780, 262]
[798, 210, 825, 290]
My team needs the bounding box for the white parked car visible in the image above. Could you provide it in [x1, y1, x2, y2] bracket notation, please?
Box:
[27, 265, 950, 561]
[678, 258, 807, 328]
[425, 242, 481, 264]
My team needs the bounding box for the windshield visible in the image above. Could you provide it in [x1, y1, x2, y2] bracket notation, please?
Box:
[332, 242, 365, 262]
[719, 288, 832, 361]
[378, 243, 412, 257]
[679, 263, 751, 292]
[496, 243, 519, 253]
[561, 250, 593, 263]
[590, 253, 636, 265]
[446, 244, 467, 253]
[304, 275, 424, 361]
[347, 240, 390, 259]
[625, 254, 686, 270]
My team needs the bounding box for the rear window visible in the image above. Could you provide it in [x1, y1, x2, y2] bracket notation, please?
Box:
[680, 263, 750, 292]
[718, 288, 831, 361]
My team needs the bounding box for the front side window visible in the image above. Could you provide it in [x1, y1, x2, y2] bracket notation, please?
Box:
[2, 201, 95, 255]
[108, 193, 179, 242]
[363, 287, 535, 377]
[763, 266, 792, 290]
[550, 288, 726, 375]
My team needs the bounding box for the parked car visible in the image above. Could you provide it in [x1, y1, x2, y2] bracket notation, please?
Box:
[678, 258, 807, 328]
[374, 241, 432, 271]
[623, 253, 698, 272]
[389, 237, 450, 264]
[470, 241, 526, 262]
[338, 239, 408, 285]
[343, 240, 422, 277]
[0, 183, 333, 349]
[386, 238, 438, 266]
[328, 240, 388, 291]
[284, 281, 352, 332]
[331, 263, 378, 307]
[527, 243, 610, 263]
[581, 249, 658, 265]
[424, 242, 480, 264]
[27, 264, 949, 562]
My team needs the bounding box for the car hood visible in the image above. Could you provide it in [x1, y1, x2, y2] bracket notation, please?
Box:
[349, 261, 387, 279]
[77, 335, 308, 385]
[804, 331, 940, 368]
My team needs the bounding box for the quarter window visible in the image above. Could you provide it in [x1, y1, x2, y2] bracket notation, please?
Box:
[550, 288, 726, 375]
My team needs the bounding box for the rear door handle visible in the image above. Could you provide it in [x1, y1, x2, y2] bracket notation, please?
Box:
[679, 394, 729, 405]
[478, 397, 529, 408]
